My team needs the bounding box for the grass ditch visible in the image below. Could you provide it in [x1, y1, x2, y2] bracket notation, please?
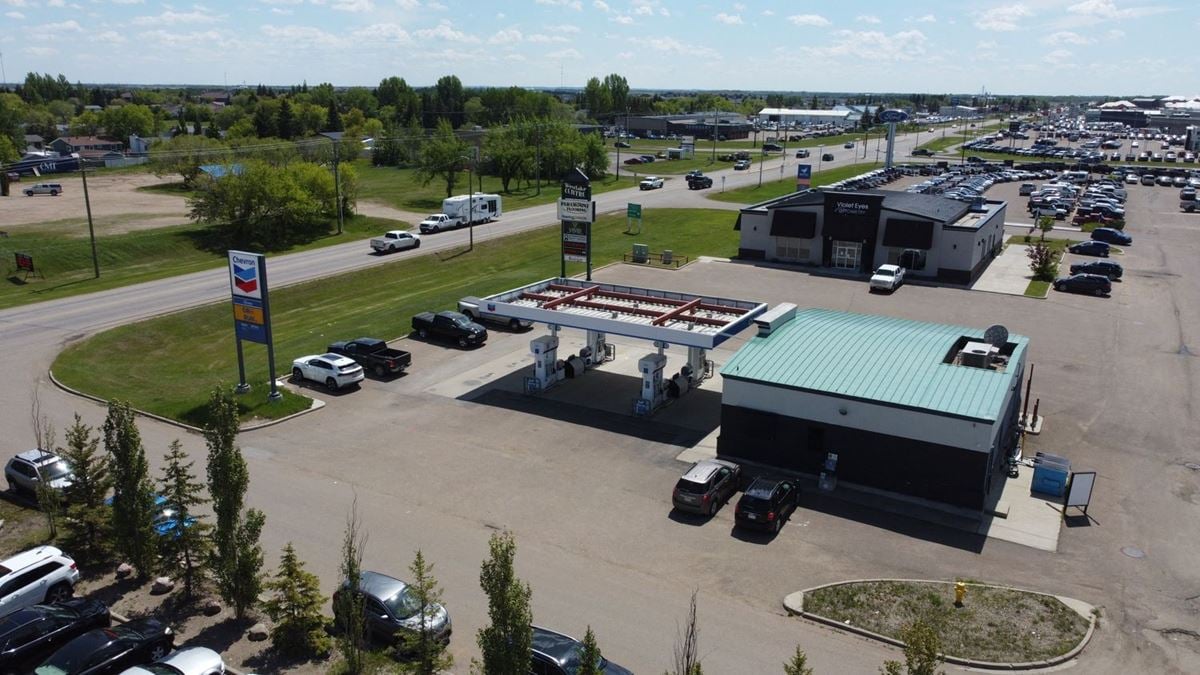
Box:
[0, 215, 401, 311]
[804, 580, 1090, 664]
[52, 208, 739, 425]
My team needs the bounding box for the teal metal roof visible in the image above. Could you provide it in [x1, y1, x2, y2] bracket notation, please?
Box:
[720, 308, 1027, 422]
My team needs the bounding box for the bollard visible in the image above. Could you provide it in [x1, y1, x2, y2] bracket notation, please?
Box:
[955, 581, 967, 607]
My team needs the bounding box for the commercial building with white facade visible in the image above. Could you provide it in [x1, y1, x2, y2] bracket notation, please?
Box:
[735, 189, 1007, 285]
[717, 307, 1028, 510]
[756, 108, 855, 129]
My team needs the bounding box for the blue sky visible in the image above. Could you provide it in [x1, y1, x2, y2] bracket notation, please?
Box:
[1, 0, 1195, 95]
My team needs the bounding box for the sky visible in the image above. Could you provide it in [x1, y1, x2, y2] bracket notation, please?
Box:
[0, 0, 1195, 96]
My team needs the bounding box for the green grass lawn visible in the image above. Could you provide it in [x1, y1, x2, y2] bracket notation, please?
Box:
[53, 208, 740, 424]
[915, 135, 971, 153]
[1025, 280, 1051, 298]
[0, 215, 400, 310]
[355, 160, 639, 212]
[707, 162, 884, 204]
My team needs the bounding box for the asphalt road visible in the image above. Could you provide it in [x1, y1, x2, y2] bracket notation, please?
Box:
[18, 125, 1192, 674]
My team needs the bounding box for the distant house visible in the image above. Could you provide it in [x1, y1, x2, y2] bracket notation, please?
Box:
[23, 134, 45, 152]
[48, 136, 125, 155]
[128, 134, 152, 155]
[199, 90, 231, 106]
[83, 104, 103, 113]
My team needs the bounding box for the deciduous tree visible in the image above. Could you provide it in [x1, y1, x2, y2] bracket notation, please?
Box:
[415, 118, 468, 198]
[335, 500, 368, 674]
[104, 401, 157, 578]
[1027, 242, 1058, 282]
[476, 531, 532, 675]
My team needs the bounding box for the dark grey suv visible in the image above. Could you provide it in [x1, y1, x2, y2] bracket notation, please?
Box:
[672, 459, 741, 516]
[333, 571, 451, 646]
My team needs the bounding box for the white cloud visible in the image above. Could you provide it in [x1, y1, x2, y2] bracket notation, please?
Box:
[801, 29, 928, 61]
[38, 19, 83, 32]
[46, 0, 66, 7]
[1043, 30, 1093, 44]
[260, 24, 342, 47]
[6, 10, 24, 18]
[643, 35, 720, 59]
[353, 22, 410, 42]
[613, 14, 632, 24]
[93, 30, 127, 44]
[1043, 48, 1074, 64]
[139, 29, 232, 49]
[593, 0, 609, 11]
[617, 50, 632, 59]
[395, 0, 419, 8]
[131, 10, 222, 26]
[527, 33, 568, 43]
[658, 6, 668, 15]
[733, 2, 745, 9]
[426, 1, 446, 9]
[2, 0, 27, 7]
[546, 47, 582, 59]
[787, 14, 830, 27]
[535, 0, 583, 9]
[715, 12, 742, 25]
[330, 0, 373, 12]
[489, 28, 522, 44]
[977, 40, 998, 49]
[258, 0, 302, 4]
[25, 46, 59, 57]
[504, 53, 526, 61]
[762, 9, 774, 16]
[545, 23, 580, 33]
[974, 5, 1031, 31]
[413, 20, 480, 43]
[856, 14, 881, 24]
[914, 14, 937, 23]
[633, 5, 651, 15]
[271, 7, 293, 14]
[1106, 28, 1125, 38]
[1067, 0, 1167, 19]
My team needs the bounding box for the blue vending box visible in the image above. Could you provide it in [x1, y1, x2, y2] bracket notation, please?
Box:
[1032, 452, 1071, 497]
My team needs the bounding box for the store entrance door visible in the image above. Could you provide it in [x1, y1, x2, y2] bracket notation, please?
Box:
[832, 241, 861, 270]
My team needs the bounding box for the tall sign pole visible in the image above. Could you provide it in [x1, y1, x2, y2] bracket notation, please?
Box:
[228, 251, 281, 401]
[557, 168, 594, 280]
[878, 109, 910, 169]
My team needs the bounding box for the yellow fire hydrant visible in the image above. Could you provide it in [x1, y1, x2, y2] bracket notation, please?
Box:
[955, 581, 967, 607]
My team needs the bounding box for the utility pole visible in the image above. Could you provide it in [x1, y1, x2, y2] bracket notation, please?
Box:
[332, 139, 343, 235]
[536, 124, 542, 195]
[711, 110, 718, 161]
[462, 155, 474, 251]
[80, 158, 100, 278]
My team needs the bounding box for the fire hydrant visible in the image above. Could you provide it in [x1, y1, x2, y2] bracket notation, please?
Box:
[955, 581, 967, 607]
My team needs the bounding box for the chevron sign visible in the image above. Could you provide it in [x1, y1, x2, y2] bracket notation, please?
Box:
[228, 251, 263, 299]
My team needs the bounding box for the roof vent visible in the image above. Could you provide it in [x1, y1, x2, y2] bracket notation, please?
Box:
[754, 303, 797, 337]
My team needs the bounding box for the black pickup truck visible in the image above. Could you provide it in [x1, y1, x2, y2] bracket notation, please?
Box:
[326, 337, 412, 376]
[411, 311, 488, 348]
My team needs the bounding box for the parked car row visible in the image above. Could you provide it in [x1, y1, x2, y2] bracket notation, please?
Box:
[671, 459, 801, 534]
[0, 546, 223, 675]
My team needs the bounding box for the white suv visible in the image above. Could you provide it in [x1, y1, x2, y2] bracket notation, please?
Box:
[0, 546, 79, 618]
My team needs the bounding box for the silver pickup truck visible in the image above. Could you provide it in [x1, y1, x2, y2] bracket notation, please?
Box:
[457, 296, 532, 331]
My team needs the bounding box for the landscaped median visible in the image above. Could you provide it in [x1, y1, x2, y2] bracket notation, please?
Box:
[1006, 235, 1071, 298]
[707, 162, 884, 205]
[785, 579, 1096, 668]
[51, 208, 740, 426]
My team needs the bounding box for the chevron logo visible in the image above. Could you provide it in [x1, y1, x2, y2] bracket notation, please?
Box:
[233, 264, 258, 294]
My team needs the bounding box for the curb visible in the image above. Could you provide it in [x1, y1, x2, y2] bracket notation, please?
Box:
[47, 369, 326, 434]
[109, 611, 251, 675]
[783, 579, 1097, 671]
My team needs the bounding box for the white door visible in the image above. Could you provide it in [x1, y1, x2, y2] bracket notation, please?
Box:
[832, 241, 860, 270]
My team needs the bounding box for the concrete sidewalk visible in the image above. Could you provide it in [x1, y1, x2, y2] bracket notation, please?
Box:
[972, 244, 1036, 296]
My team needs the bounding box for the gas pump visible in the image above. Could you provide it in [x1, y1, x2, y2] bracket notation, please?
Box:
[581, 330, 610, 367]
[685, 346, 711, 384]
[638, 352, 667, 412]
[530, 333, 562, 391]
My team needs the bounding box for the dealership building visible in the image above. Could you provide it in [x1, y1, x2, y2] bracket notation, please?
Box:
[756, 108, 856, 129]
[735, 189, 1007, 285]
[717, 307, 1028, 510]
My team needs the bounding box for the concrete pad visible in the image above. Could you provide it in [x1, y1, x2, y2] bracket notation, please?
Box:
[977, 463, 1063, 552]
[971, 244, 1037, 296]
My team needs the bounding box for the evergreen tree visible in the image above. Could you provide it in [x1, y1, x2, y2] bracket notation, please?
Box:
[103, 401, 157, 578]
[578, 626, 602, 675]
[402, 549, 452, 674]
[335, 501, 368, 674]
[157, 440, 211, 598]
[253, 104, 276, 138]
[60, 414, 111, 565]
[327, 100, 343, 132]
[277, 99, 296, 140]
[263, 543, 331, 658]
[476, 531, 532, 675]
[784, 645, 815, 675]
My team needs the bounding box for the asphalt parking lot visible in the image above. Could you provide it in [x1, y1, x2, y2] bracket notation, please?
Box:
[9, 166, 1199, 672]
[221, 168, 1200, 672]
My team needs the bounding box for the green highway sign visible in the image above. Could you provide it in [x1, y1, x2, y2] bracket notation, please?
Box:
[627, 203, 642, 218]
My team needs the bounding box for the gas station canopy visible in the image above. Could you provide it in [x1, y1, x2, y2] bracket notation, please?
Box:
[479, 277, 768, 349]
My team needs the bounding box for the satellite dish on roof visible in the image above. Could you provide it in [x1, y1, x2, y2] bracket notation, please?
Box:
[984, 324, 1009, 348]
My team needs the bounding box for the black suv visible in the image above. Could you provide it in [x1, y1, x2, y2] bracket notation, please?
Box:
[0, 599, 110, 673]
[734, 478, 799, 533]
[1054, 273, 1112, 296]
[1069, 260, 1123, 279]
[687, 175, 713, 190]
[762, 143, 783, 152]
[530, 625, 632, 675]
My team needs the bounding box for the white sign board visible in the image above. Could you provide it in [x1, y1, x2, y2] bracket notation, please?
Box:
[1066, 471, 1096, 509]
[564, 253, 586, 262]
[558, 198, 594, 223]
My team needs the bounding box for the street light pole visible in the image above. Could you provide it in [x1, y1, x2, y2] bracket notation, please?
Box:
[462, 155, 474, 251]
[80, 158, 99, 278]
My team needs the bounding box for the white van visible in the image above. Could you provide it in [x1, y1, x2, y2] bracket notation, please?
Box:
[1061, 171, 1089, 184]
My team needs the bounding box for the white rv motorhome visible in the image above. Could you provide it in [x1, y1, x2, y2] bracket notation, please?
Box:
[442, 193, 502, 225]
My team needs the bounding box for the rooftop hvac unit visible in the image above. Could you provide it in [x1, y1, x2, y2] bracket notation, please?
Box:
[959, 341, 998, 368]
[754, 303, 797, 337]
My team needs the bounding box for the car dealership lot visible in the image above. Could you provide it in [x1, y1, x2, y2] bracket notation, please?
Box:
[3, 157, 1197, 672]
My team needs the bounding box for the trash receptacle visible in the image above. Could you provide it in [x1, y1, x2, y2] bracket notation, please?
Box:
[632, 243, 648, 264]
